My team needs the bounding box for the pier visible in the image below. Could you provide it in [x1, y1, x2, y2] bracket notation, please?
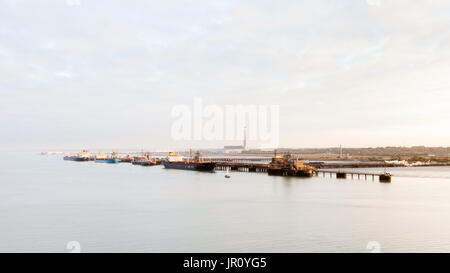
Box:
[215, 162, 268, 173]
[206, 157, 401, 169]
[60, 152, 393, 182]
[213, 160, 392, 182]
[316, 170, 392, 183]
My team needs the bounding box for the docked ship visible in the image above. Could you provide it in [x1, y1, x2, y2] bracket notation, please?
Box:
[94, 152, 119, 164]
[132, 158, 157, 166]
[131, 152, 158, 166]
[119, 154, 133, 163]
[267, 153, 317, 177]
[163, 152, 216, 171]
[63, 150, 91, 161]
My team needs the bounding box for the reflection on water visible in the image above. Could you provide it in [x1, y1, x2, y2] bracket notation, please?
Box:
[1, 152, 450, 252]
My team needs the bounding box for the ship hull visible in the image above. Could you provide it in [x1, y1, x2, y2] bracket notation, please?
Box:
[64, 156, 90, 161]
[132, 161, 156, 166]
[119, 158, 133, 163]
[94, 158, 119, 164]
[163, 161, 216, 171]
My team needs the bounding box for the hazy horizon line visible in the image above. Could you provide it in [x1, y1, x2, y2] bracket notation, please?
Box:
[1, 145, 449, 153]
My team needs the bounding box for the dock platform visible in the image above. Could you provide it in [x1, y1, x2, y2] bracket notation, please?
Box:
[316, 170, 392, 182]
[213, 160, 392, 182]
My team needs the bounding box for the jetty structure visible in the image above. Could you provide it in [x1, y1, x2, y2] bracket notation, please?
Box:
[267, 153, 317, 177]
[60, 149, 393, 182]
[212, 151, 392, 182]
[213, 152, 318, 177]
[318, 169, 392, 182]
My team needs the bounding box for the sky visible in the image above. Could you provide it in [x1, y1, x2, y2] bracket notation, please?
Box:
[1, 0, 450, 150]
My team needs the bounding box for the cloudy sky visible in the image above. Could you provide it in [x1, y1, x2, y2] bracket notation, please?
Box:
[1, 0, 449, 150]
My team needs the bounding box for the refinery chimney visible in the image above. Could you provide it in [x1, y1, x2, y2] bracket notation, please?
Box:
[243, 126, 248, 151]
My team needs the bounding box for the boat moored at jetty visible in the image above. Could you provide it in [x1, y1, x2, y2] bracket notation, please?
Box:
[95, 158, 119, 163]
[379, 172, 392, 183]
[163, 152, 216, 171]
[63, 150, 91, 161]
[267, 153, 317, 177]
[94, 152, 119, 164]
[130, 152, 161, 166]
[132, 159, 157, 166]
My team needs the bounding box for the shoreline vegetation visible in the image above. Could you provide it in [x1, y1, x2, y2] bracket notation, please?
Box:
[243, 146, 450, 165]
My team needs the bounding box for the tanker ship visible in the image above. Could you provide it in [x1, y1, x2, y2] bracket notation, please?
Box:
[163, 152, 216, 171]
[63, 150, 91, 161]
[94, 152, 119, 164]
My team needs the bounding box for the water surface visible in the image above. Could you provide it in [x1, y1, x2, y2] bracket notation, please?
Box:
[1, 152, 450, 252]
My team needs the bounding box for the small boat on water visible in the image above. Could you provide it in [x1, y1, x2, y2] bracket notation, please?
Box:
[163, 151, 216, 172]
[225, 168, 231, 178]
[63, 150, 91, 161]
[94, 153, 119, 164]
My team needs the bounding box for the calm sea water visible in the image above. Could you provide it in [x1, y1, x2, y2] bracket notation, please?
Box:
[1, 152, 450, 253]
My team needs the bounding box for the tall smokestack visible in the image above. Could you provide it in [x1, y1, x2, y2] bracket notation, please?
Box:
[244, 126, 248, 151]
